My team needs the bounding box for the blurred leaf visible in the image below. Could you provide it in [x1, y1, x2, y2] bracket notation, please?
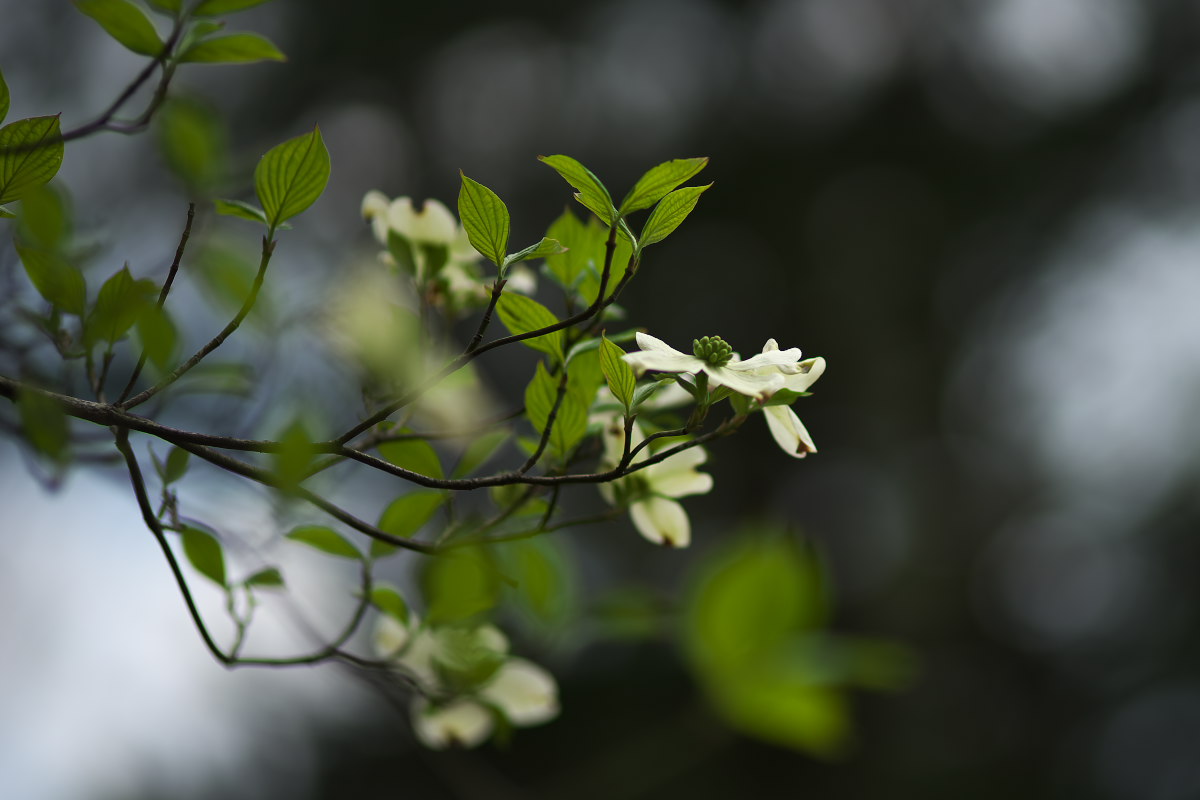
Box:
[457, 171, 509, 267]
[272, 418, 315, 493]
[163, 446, 189, 484]
[73, 0, 164, 57]
[451, 429, 509, 478]
[193, 0, 273, 14]
[245, 566, 284, 588]
[497, 538, 574, 629]
[369, 583, 409, 624]
[538, 154, 616, 225]
[386, 229, 417, 275]
[180, 33, 286, 64]
[17, 387, 68, 462]
[378, 434, 443, 479]
[631, 377, 676, 413]
[16, 183, 71, 251]
[144, 0, 182, 15]
[592, 586, 665, 641]
[543, 209, 602, 289]
[0, 67, 8, 125]
[157, 95, 228, 194]
[599, 335, 636, 411]
[0, 206, 14, 218]
[639, 183, 711, 248]
[433, 626, 506, 694]
[193, 242, 271, 318]
[285, 525, 361, 560]
[181, 526, 226, 587]
[375, 490, 445, 546]
[502, 237, 566, 270]
[706, 675, 850, 757]
[16, 245, 86, 315]
[85, 266, 157, 347]
[524, 361, 587, 460]
[423, 546, 501, 625]
[0, 115, 65, 204]
[619, 157, 708, 216]
[254, 126, 329, 229]
[496, 293, 563, 362]
[577, 232, 632, 305]
[135, 304, 177, 370]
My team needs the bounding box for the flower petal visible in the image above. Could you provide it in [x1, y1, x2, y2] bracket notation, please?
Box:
[411, 697, 494, 749]
[624, 349, 704, 377]
[372, 613, 413, 659]
[782, 356, 826, 393]
[764, 405, 817, 458]
[630, 496, 691, 547]
[645, 446, 713, 498]
[734, 347, 803, 371]
[388, 197, 458, 246]
[361, 190, 391, 245]
[703, 364, 785, 400]
[479, 658, 560, 727]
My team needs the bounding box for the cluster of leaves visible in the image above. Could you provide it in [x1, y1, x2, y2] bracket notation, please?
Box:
[0, 0, 909, 755]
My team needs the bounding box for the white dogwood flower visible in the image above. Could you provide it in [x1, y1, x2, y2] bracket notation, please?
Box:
[598, 414, 713, 547]
[622, 332, 803, 401]
[755, 339, 826, 458]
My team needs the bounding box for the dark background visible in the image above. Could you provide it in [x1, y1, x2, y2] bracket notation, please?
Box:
[6, 0, 1200, 798]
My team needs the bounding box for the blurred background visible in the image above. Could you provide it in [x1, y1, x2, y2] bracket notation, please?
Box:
[5, 0, 1200, 797]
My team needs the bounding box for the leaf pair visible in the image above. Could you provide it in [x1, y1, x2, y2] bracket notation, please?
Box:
[457, 172, 565, 271]
[216, 127, 330, 231]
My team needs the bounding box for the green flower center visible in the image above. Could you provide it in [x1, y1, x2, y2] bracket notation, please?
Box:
[692, 335, 733, 367]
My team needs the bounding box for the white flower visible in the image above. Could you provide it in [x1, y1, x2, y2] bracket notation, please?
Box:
[622, 332, 803, 401]
[755, 339, 826, 458]
[361, 191, 481, 282]
[599, 415, 713, 547]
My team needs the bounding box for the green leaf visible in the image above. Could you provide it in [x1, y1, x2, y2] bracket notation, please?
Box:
[285, 525, 362, 560]
[179, 32, 286, 64]
[496, 292, 563, 362]
[577, 232, 632, 306]
[272, 419, 315, 493]
[85, 266, 157, 347]
[496, 538, 574, 628]
[0, 68, 9, 125]
[369, 584, 409, 624]
[157, 96, 228, 194]
[163, 446, 190, 483]
[16, 244, 86, 315]
[145, 0, 182, 15]
[599, 335, 637, 411]
[377, 491, 445, 540]
[135, 303, 177, 370]
[386, 229, 417, 275]
[214, 198, 268, 225]
[631, 377, 676, 412]
[254, 126, 330, 229]
[245, 566, 284, 588]
[181, 527, 226, 587]
[378, 434, 443, 479]
[73, 0, 165, 57]
[452, 429, 509, 478]
[423, 546, 500, 624]
[543, 210, 603, 289]
[538, 154, 616, 225]
[17, 387, 68, 462]
[0, 205, 14, 218]
[524, 362, 587, 460]
[16, 183, 71, 251]
[193, 0, 274, 14]
[619, 157, 708, 216]
[639, 183, 711, 248]
[502, 237, 566, 270]
[457, 172, 509, 267]
[0, 115, 65, 205]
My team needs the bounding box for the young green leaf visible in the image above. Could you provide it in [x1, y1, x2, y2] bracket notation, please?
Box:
[0, 115, 65, 205]
[214, 198, 268, 225]
[193, 0, 274, 15]
[502, 237, 566, 269]
[496, 293, 563, 362]
[370, 584, 409, 624]
[599, 335, 637, 411]
[254, 126, 330, 229]
[272, 419, 315, 493]
[0, 206, 15, 218]
[285, 525, 362, 560]
[135, 304, 178, 369]
[640, 183, 712, 248]
[379, 435, 443, 479]
[423, 546, 500, 624]
[451, 429, 509, 478]
[156, 96, 228, 194]
[0, 68, 9, 125]
[15, 184, 71, 252]
[543, 209, 601, 288]
[74, 0, 165, 57]
[17, 387, 68, 462]
[144, 0, 182, 15]
[181, 527, 227, 587]
[85, 266, 157, 347]
[377, 491, 445, 541]
[619, 157, 708, 216]
[538, 154, 616, 225]
[16, 245, 87, 316]
[245, 566, 284, 588]
[179, 33, 286, 64]
[457, 172, 509, 267]
[524, 361, 587, 459]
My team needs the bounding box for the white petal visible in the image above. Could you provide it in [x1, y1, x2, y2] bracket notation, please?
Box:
[781, 356, 826, 393]
[479, 658, 560, 727]
[411, 697, 494, 749]
[645, 447, 713, 498]
[633, 332, 684, 354]
[764, 405, 817, 458]
[412, 199, 459, 245]
[624, 350, 704, 376]
[734, 347, 802, 371]
[630, 497, 691, 548]
[761, 338, 780, 353]
[474, 624, 510, 656]
[372, 613, 413, 658]
[703, 364, 785, 399]
[361, 190, 391, 244]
